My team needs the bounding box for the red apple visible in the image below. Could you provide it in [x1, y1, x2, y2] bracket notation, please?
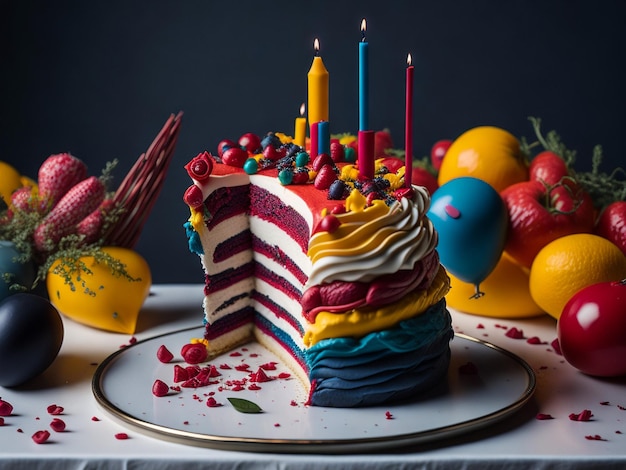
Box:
[558, 280, 626, 377]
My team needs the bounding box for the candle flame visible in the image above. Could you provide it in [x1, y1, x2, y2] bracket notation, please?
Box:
[407, 53, 412, 66]
[300, 103, 305, 116]
[361, 18, 367, 41]
[314, 38, 320, 54]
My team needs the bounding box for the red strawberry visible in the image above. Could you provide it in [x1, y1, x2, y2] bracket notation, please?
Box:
[374, 130, 393, 157]
[595, 201, 626, 256]
[314, 164, 337, 190]
[76, 199, 115, 245]
[37, 153, 88, 210]
[33, 176, 106, 252]
[329, 140, 345, 163]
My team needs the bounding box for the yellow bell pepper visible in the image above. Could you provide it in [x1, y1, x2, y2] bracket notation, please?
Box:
[0, 161, 24, 205]
[46, 247, 152, 334]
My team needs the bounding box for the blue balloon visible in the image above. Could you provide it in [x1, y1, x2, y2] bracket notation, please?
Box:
[427, 177, 508, 296]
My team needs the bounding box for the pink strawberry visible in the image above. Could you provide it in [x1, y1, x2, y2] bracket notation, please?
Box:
[10, 187, 37, 212]
[37, 153, 88, 210]
[33, 176, 105, 252]
[76, 199, 115, 245]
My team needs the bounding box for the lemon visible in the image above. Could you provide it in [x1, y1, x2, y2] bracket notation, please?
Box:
[447, 252, 544, 318]
[0, 161, 23, 205]
[438, 126, 528, 192]
[529, 234, 626, 319]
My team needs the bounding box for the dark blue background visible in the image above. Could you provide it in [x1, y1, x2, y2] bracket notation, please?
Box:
[2, 0, 625, 283]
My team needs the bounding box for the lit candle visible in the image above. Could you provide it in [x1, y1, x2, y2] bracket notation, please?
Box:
[359, 18, 369, 131]
[310, 121, 319, 158]
[307, 38, 329, 126]
[318, 121, 330, 155]
[294, 103, 306, 148]
[405, 53, 414, 188]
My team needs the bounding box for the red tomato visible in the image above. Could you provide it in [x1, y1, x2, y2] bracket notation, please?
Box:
[557, 280, 626, 377]
[529, 151, 570, 186]
[595, 201, 626, 256]
[430, 139, 452, 171]
[501, 179, 595, 268]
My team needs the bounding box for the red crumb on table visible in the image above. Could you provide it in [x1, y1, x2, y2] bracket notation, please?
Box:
[206, 397, 222, 408]
[385, 411, 393, 420]
[618, 405, 626, 411]
[600, 401, 611, 406]
[173, 365, 189, 382]
[536, 413, 554, 420]
[0, 398, 14, 416]
[274, 423, 280, 427]
[229, 352, 242, 357]
[459, 362, 479, 375]
[551, 338, 562, 355]
[476, 323, 485, 329]
[250, 368, 271, 383]
[278, 372, 291, 379]
[114, 433, 129, 440]
[290, 400, 298, 407]
[129, 336, 137, 345]
[569, 409, 594, 421]
[505, 327, 524, 339]
[32, 430, 50, 444]
[46, 404, 64, 415]
[181, 343, 208, 364]
[91, 416, 100, 421]
[219, 364, 232, 369]
[50, 418, 66, 432]
[156, 345, 174, 363]
[0, 418, 5, 426]
[585, 434, 606, 441]
[260, 362, 278, 370]
[526, 336, 545, 345]
[248, 384, 262, 391]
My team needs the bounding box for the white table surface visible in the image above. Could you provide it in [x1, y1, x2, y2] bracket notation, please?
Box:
[1, 284, 625, 469]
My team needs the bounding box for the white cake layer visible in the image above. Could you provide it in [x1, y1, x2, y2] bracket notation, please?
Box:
[253, 277, 307, 351]
[202, 276, 255, 324]
[249, 216, 311, 289]
[199, 213, 251, 277]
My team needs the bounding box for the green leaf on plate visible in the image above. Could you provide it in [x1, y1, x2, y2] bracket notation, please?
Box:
[227, 397, 263, 414]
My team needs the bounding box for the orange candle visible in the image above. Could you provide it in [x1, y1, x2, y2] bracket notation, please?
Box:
[294, 103, 306, 148]
[307, 38, 329, 126]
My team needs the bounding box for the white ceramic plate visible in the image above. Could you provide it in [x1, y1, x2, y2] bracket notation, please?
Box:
[93, 327, 535, 453]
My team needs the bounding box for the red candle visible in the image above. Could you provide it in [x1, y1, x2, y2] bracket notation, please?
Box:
[358, 130, 375, 180]
[405, 53, 414, 188]
[310, 121, 319, 158]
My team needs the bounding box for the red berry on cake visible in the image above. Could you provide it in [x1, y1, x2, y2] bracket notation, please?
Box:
[330, 140, 345, 163]
[217, 139, 237, 158]
[312, 153, 334, 172]
[314, 164, 337, 190]
[221, 147, 249, 167]
[183, 185, 205, 210]
[313, 214, 341, 235]
[238, 133, 262, 153]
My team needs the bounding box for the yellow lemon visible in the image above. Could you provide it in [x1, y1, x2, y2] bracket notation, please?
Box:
[0, 161, 23, 205]
[446, 252, 544, 318]
[438, 126, 528, 192]
[529, 234, 626, 319]
[46, 247, 152, 334]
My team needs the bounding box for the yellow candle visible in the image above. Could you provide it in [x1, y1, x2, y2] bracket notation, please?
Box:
[294, 103, 306, 148]
[307, 38, 329, 125]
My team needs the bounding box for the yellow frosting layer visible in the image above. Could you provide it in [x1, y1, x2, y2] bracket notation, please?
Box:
[303, 265, 450, 347]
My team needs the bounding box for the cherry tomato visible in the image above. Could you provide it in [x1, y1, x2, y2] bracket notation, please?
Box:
[557, 280, 626, 377]
[595, 201, 626, 256]
[529, 151, 569, 186]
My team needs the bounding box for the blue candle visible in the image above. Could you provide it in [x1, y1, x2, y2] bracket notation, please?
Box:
[318, 121, 330, 155]
[359, 18, 369, 132]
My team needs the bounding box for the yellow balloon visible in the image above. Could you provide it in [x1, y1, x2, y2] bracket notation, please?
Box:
[46, 247, 152, 334]
[446, 252, 545, 318]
